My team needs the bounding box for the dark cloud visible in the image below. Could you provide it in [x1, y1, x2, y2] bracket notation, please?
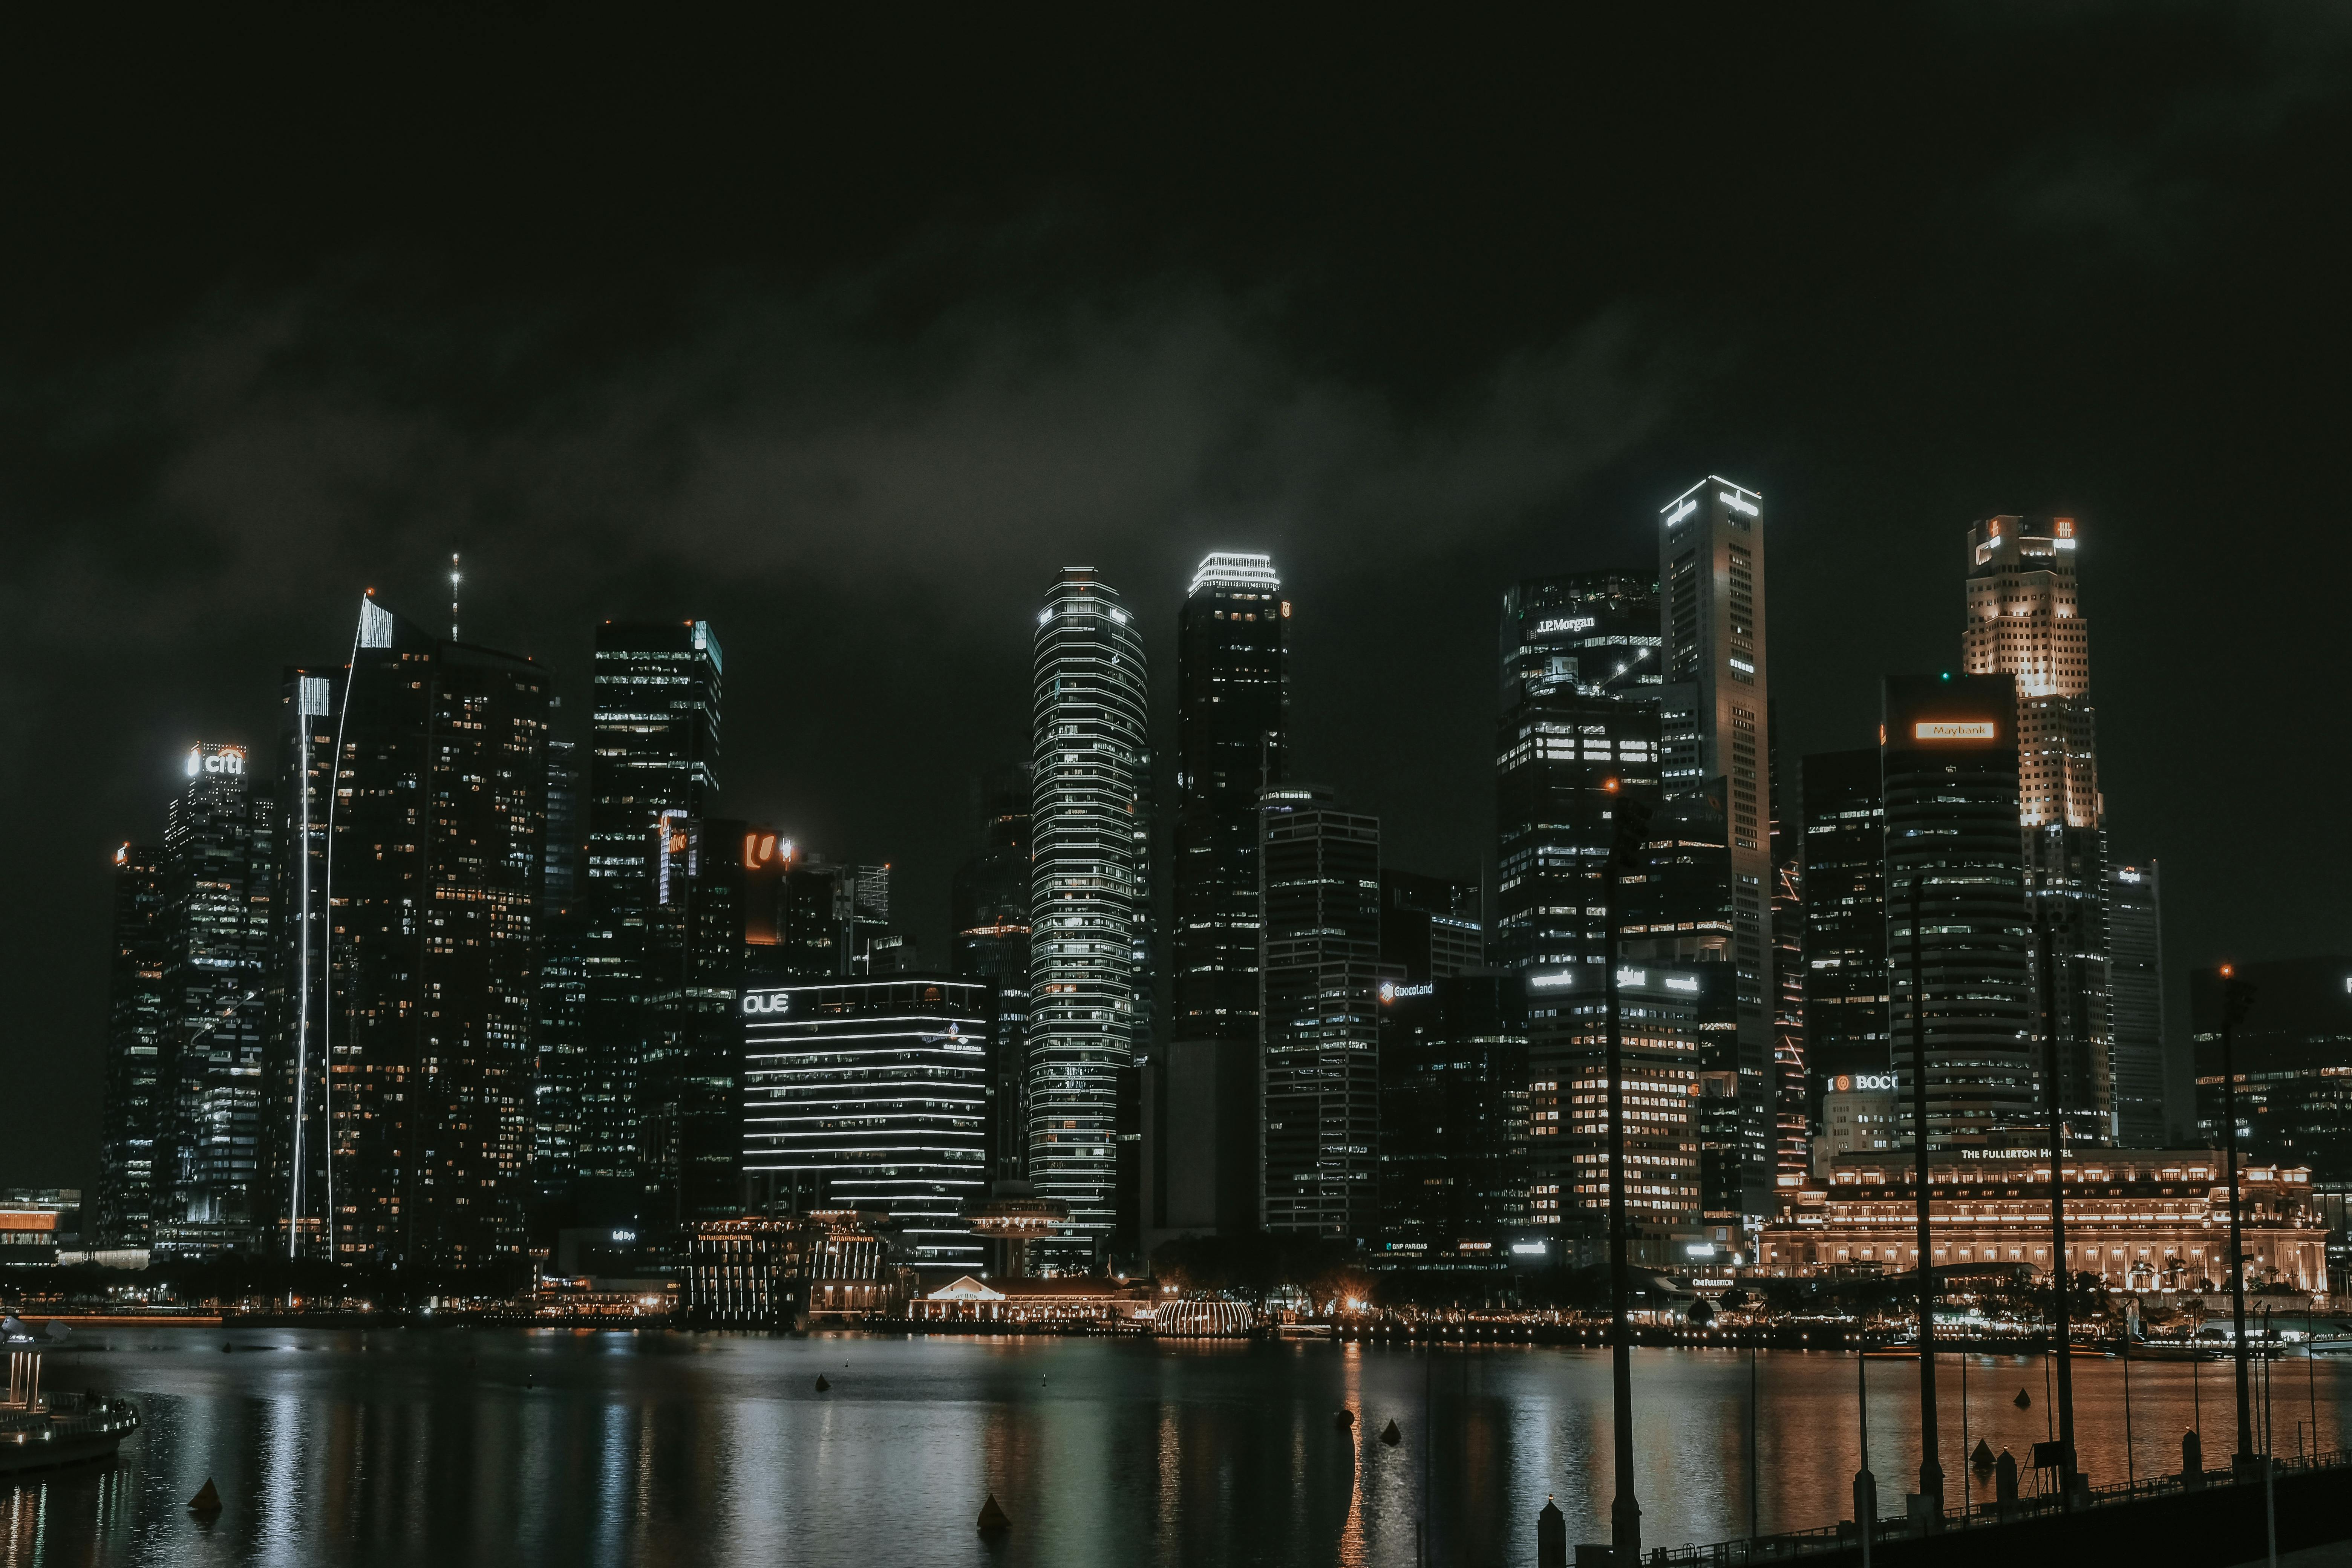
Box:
[5, 7, 2350, 1185]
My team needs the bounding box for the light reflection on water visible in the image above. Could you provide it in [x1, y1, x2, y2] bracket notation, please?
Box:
[0, 1330, 2340, 1567]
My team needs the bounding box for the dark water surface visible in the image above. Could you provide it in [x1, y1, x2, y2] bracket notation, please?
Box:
[1, 1328, 2343, 1566]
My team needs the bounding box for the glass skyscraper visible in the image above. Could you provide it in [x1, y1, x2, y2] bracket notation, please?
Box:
[156, 741, 275, 1253]
[2107, 859, 2167, 1145]
[1025, 569, 1149, 1267]
[1881, 673, 2037, 1148]
[1162, 551, 1288, 1242]
[1258, 784, 1381, 1244]
[950, 767, 1033, 1184]
[322, 594, 548, 1272]
[96, 844, 167, 1248]
[1799, 748, 1890, 1122]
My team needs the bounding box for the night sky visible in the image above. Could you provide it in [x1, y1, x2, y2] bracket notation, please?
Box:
[8, 8, 2349, 1190]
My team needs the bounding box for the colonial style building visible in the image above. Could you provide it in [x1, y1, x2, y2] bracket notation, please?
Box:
[1758, 1149, 2329, 1294]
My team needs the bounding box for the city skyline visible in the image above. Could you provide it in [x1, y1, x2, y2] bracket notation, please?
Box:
[11, 10, 2352, 1208]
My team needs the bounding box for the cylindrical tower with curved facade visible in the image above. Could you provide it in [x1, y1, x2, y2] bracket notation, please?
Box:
[1026, 568, 1149, 1269]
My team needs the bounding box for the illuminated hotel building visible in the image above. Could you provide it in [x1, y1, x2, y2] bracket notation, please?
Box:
[1881, 674, 2037, 1147]
[96, 845, 168, 1248]
[323, 594, 548, 1272]
[1964, 514, 2111, 1129]
[1159, 552, 1289, 1242]
[740, 975, 992, 1278]
[1657, 477, 1776, 1222]
[1258, 785, 1382, 1243]
[155, 741, 275, 1253]
[1524, 961, 1703, 1262]
[1026, 569, 1149, 1265]
[1761, 1151, 2329, 1294]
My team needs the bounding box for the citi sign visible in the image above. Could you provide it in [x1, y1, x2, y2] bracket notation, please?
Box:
[741, 992, 793, 1016]
[185, 747, 245, 777]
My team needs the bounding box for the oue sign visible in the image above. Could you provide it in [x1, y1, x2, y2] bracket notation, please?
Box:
[741, 992, 792, 1016]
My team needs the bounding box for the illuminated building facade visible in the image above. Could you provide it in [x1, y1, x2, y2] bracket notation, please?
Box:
[96, 845, 167, 1248]
[1259, 786, 1382, 1243]
[1497, 571, 1662, 708]
[1812, 1076, 1899, 1172]
[324, 594, 548, 1272]
[1375, 973, 1530, 1271]
[2191, 956, 2352, 1184]
[1524, 962, 1703, 1260]
[1882, 674, 2036, 1147]
[1491, 689, 1660, 972]
[265, 665, 341, 1257]
[1767, 705, 1808, 1185]
[636, 815, 749, 1246]
[740, 976, 992, 1278]
[579, 619, 722, 1228]
[1800, 748, 1890, 1121]
[1965, 514, 2110, 1129]
[1658, 476, 1776, 1223]
[1759, 1150, 2329, 1294]
[1026, 569, 1149, 1266]
[950, 767, 1033, 1182]
[155, 741, 275, 1253]
[2107, 860, 2168, 1145]
[1162, 552, 1287, 1242]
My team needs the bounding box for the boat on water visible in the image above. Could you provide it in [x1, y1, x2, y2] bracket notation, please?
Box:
[2127, 1341, 2213, 1362]
[0, 1321, 138, 1476]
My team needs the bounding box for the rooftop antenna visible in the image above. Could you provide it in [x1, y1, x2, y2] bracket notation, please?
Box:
[450, 552, 461, 641]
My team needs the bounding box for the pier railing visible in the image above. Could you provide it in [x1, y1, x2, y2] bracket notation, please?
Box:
[1631, 1448, 2350, 1566]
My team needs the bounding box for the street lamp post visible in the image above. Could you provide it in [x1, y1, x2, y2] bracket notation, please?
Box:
[1906, 873, 1943, 1525]
[1603, 789, 1653, 1564]
[2219, 966, 2259, 1471]
[2035, 897, 2078, 1505]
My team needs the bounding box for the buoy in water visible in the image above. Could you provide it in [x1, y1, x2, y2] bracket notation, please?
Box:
[221, 1343, 233, 1353]
[1380, 1418, 1402, 1447]
[815, 1375, 831, 1392]
[1334, 1409, 1355, 1431]
[1971, 1438, 1995, 1472]
[977, 1493, 1011, 1534]
[2014, 1388, 2032, 1410]
[188, 1479, 222, 1514]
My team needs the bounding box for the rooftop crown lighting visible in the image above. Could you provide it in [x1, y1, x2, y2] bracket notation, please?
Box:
[1188, 551, 1280, 596]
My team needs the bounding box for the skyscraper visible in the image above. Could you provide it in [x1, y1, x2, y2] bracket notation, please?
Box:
[96, 844, 167, 1248]
[951, 767, 1033, 1183]
[1491, 690, 1661, 972]
[740, 974, 992, 1278]
[2190, 957, 2352, 1184]
[1156, 553, 1286, 1243]
[2107, 860, 2168, 1145]
[1258, 784, 1381, 1243]
[323, 594, 548, 1272]
[155, 742, 275, 1253]
[1881, 674, 2036, 1148]
[637, 814, 750, 1246]
[542, 737, 583, 914]
[1800, 749, 1890, 1121]
[1377, 870, 1484, 982]
[1657, 476, 1776, 1222]
[1376, 972, 1529, 1271]
[1026, 569, 1149, 1267]
[580, 619, 723, 1228]
[267, 665, 341, 1258]
[1963, 514, 2110, 1130]
[1496, 571, 1662, 708]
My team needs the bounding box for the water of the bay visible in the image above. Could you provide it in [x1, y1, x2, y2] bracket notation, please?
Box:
[1, 1328, 2342, 1567]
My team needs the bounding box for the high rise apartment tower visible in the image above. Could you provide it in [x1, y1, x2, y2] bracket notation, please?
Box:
[1026, 570, 1149, 1266]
